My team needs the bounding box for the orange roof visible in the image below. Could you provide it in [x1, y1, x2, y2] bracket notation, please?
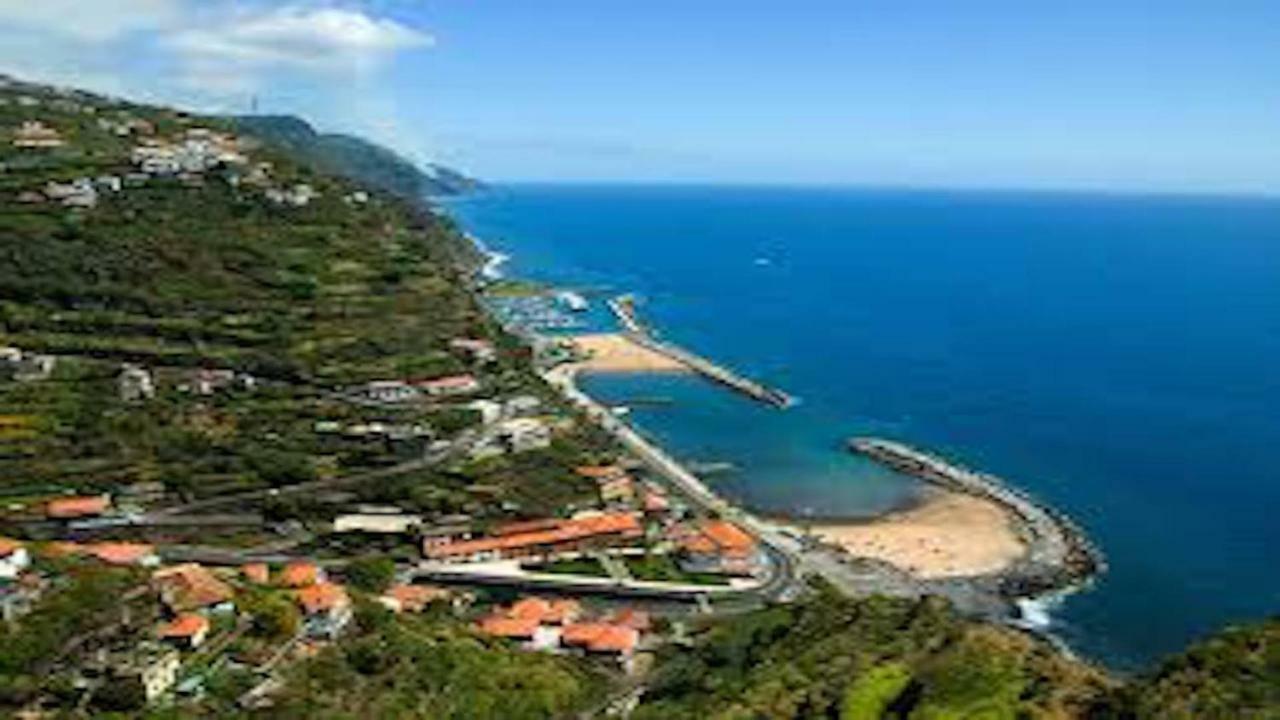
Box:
[46, 495, 110, 519]
[383, 584, 449, 612]
[279, 561, 320, 588]
[295, 583, 349, 614]
[0, 538, 23, 557]
[680, 520, 756, 558]
[561, 622, 639, 654]
[87, 542, 155, 565]
[426, 513, 642, 559]
[477, 615, 539, 639]
[152, 563, 234, 611]
[158, 613, 209, 639]
[241, 563, 269, 584]
[574, 465, 625, 479]
[506, 596, 581, 625]
[606, 607, 652, 632]
[413, 374, 478, 389]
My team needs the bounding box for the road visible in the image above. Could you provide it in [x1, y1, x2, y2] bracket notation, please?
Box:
[543, 363, 805, 601]
[151, 428, 481, 517]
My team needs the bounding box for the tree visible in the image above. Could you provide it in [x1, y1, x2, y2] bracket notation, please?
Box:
[241, 589, 301, 640]
[344, 556, 396, 593]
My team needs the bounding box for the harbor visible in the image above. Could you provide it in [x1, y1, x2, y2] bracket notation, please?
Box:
[606, 295, 794, 409]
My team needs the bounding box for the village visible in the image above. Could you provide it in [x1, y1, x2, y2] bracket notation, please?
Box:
[0, 75, 784, 713]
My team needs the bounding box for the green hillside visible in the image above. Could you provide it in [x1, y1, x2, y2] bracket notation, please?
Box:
[231, 115, 483, 200]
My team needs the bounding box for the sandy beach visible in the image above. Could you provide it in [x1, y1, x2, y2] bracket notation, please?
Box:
[569, 333, 690, 373]
[810, 489, 1026, 579]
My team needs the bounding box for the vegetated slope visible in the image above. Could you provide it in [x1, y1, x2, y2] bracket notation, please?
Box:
[240, 599, 608, 720]
[1116, 618, 1280, 719]
[232, 114, 483, 200]
[0, 78, 589, 509]
[634, 583, 1114, 720]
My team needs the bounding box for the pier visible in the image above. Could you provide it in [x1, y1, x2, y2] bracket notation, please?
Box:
[607, 295, 794, 409]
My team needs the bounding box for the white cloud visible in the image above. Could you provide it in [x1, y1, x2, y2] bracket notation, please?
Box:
[169, 5, 431, 73]
[0, 0, 180, 41]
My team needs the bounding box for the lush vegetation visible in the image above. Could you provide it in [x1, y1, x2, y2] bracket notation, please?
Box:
[254, 600, 605, 719]
[1117, 618, 1280, 719]
[634, 584, 1113, 720]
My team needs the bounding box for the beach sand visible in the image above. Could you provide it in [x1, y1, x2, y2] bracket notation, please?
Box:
[569, 333, 689, 373]
[809, 490, 1026, 579]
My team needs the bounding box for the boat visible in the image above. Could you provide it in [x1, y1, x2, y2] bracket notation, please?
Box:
[559, 291, 589, 312]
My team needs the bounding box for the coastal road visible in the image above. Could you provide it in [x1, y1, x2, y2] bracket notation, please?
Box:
[543, 363, 965, 609]
[543, 364, 805, 601]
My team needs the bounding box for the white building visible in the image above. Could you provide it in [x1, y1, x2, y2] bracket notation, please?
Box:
[495, 418, 552, 453]
[0, 541, 30, 581]
[364, 381, 421, 404]
[118, 364, 156, 402]
[465, 399, 503, 425]
[333, 513, 423, 535]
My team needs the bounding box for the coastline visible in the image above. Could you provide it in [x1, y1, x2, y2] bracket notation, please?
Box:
[805, 488, 1026, 580]
[454, 221, 1101, 632]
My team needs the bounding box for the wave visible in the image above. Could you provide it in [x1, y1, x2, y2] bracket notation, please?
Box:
[1014, 591, 1079, 659]
[466, 232, 510, 280]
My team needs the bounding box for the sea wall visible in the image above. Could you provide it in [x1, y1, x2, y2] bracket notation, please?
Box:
[848, 437, 1105, 598]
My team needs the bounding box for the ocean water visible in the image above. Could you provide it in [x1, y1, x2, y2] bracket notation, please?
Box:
[443, 184, 1280, 669]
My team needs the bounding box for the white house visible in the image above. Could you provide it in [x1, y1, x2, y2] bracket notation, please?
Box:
[0, 540, 30, 581]
[364, 380, 421, 404]
[465, 399, 503, 425]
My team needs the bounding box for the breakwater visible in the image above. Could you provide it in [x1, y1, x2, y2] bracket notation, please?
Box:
[607, 295, 794, 408]
[848, 437, 1105, 597]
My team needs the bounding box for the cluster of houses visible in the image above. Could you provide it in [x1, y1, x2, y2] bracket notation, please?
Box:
[362, 373, 484, 404]
[476, 595, 650, 670]
[129, 127, 247, 177]
[6, 107, 338, 213]
[10, 119, 64, 148]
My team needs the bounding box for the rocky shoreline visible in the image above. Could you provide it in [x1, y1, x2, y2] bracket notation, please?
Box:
[847, 437, 1106, 600]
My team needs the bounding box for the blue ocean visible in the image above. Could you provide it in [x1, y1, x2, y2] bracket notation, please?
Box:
[444, 184, 1280, 669]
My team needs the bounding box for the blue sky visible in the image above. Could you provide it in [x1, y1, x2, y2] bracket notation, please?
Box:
[1, 1, 1277, 194]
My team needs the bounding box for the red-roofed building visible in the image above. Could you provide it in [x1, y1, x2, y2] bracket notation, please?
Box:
[88, 542, 158, 567]
[412, 374, 480, 397]
[241, 563, 269, 584]
[152, 564, 234, 612]
[158, 613, 210, 649]
[424, 512, 643, 563]
[605, 607, 652, 632]
[507, 596, 582, 625]
[674, 520, 762, 576]
[280, 561, 323, 588]
[477, 615, 540, 640]
[379, 584, 450, 613]
[46, 495, 111, 519]
[295, 583, 352, 639]
[561, 622, 639, 656]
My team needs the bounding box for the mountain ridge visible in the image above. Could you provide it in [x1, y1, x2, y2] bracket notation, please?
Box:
[231, 114, 483, 200]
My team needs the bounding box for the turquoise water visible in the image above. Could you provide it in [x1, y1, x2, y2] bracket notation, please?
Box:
[444, 184, 1280, 669]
